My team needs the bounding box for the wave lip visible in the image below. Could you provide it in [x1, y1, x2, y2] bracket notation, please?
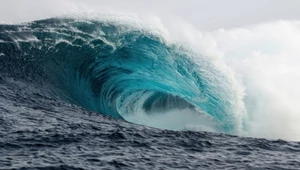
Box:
[0, 17, 245, 134]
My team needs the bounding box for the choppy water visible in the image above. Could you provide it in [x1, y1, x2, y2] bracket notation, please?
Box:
[1, 17, 300, 170]
[1, 78, 300, 169]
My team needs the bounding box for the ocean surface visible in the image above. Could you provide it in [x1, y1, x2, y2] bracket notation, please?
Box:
[1, 17, 300, 170]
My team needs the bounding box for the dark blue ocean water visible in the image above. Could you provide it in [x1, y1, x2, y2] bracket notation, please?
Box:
[1, 18, 300, 170]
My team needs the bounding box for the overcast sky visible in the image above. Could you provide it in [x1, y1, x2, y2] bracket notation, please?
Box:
[1, 0, 300, 30]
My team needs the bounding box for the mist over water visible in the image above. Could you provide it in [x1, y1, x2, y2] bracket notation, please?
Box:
[1, 1, 300, 141]
[133, 18, 300, 141]
[178, 21, 300, 140]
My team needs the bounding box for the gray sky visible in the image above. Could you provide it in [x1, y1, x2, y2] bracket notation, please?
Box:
[1, 0, 300, 30]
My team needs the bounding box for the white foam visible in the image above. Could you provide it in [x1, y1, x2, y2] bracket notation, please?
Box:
[14, 36, 40, 43]
[124, 108, 222, 133]
[166, 20, 300, 141]
[120, 18, 300, 141]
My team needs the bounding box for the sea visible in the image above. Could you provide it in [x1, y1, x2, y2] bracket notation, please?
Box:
[1, 16, 300, 170]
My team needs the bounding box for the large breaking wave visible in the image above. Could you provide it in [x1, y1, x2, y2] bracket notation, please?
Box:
[0, 17, 246, 134]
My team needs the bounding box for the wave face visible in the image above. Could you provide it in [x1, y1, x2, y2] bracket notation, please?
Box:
[0, 18, 244, 134]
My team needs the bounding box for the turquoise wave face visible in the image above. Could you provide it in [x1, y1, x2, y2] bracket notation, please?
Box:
[0, 18, 244, 133]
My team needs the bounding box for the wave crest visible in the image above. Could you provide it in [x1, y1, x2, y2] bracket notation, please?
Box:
[0, 17, 245, 134]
